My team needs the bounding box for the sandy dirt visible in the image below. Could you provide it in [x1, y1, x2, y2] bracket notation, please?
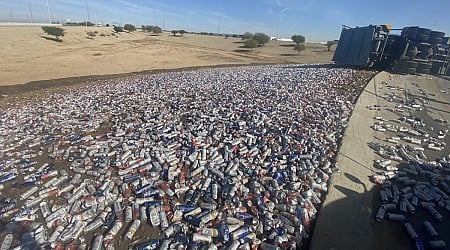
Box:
[0, 26, 334, 87]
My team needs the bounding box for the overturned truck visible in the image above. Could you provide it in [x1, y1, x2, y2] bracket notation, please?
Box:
[333, 25, 450, 76]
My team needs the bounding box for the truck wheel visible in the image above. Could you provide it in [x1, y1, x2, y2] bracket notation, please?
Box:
[418, 28, 431, 35]
[402, 27, 419, 39]
[416, 34, 429, 42]
[417, 43, 432, 51]
[428, 37, 443, 44]
[429, 31, 445, 38]
[443, 37, 450, 45]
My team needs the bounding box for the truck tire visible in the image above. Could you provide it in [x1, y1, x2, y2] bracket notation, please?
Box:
[402, 27, 419, 39]
[443, 37, 450, 45]
[429, 31, 445, 38]
[418, 28, 431, 35]
[417, 43, 432, 51]
[416, 68, 430, 74]
[416, 34, 429, 42]
[428, 37, 443, 44]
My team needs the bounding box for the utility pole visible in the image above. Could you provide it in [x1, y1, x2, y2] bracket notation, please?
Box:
[46, 0, 52, 24]
[87, 3, 90, 25]
[217, 0, 221, 35]
[276, 8, 288, 44]
[28, 0, 33, 23]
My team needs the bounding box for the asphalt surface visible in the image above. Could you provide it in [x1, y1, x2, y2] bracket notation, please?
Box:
[310, 71, 450, 250]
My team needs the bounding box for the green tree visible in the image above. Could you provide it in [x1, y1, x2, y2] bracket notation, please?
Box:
[253, 33, 270, 46]
[326, 41, 335, 51]
[142, 25, 155, 32]
[153, 26, 162, 35]
[244, 38, 258, 49]
[172, 30, 178, 36]
[124, 24, 136, 32]
[179, 30, 186, 36]
[113, 26, 123, 33]
[242, 32, 253, 40]
[291, 34, 305, 45]
[294, 43, 306, 53]
[41, 26, 65, 41]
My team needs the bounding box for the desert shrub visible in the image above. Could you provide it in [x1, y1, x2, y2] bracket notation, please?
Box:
[244, 38, 258, 49]
[294, 43, 306, 53]
[113, 26, 123, 33]
[42, 26, 65, 40]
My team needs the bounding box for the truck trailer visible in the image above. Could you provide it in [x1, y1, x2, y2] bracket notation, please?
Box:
[333, 25, 450, 76]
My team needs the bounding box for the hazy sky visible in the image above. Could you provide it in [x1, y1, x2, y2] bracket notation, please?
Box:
[1, 0, 449, 42]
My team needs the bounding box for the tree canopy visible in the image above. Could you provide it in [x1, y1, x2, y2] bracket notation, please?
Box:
[291, 35, 305, 44]
[172, 30, 187, 36]
[124, 24, 136, 32]
[142, 25, 163, 34]
[242, 32, 253, 40]
[253, 33, 270, 46]
[41, 26, 65, 40]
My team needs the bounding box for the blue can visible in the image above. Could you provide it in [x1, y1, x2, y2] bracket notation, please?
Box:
[135, 184, 154, 195]
[185, 215, 203, 228]
[235, 212, 253, 220]
[218, 220, 230, 243]
[176, 204, 195, 212]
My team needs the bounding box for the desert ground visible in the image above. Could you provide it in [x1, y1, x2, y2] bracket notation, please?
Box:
[0, 25, 333, 87]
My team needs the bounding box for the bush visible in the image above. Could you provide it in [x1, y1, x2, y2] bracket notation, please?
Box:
[113, 26, 123, 33]
[153, 26, 162, 35]
[253, 33, 270, 46]
[42, 26, 65, 40]
[294, 43, 306, 53]
[142, 25, 155, 32]
[244, 38, 258, 49]
[124, 24, 136, 32]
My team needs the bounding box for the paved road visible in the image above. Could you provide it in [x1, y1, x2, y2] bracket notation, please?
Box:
[310, 72, 450, 250]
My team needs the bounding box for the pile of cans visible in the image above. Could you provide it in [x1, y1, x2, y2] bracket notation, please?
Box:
[0, 65, 369, 249]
